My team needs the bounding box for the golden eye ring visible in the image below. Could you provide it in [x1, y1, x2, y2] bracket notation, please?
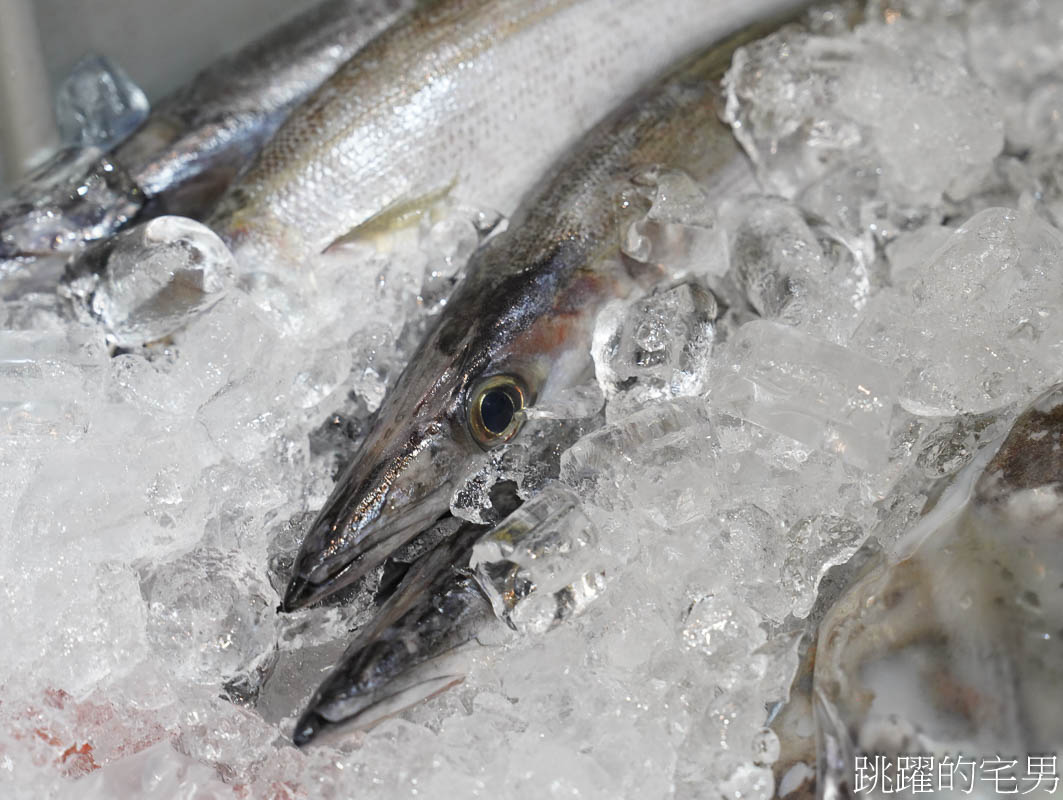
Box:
[468, 374, 527, 448]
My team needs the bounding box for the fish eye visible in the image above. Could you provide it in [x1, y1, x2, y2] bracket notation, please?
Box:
[468, 375, 527, 448]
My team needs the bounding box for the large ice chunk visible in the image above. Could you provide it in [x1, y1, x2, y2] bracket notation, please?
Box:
[592, 276, 719, 416]
[714, 320, 898, 469]
[854, 208, 1063, 415]
[55, 54, 150, 150]
[724, 19, 1003, 234]
[61, 216, 235, 346]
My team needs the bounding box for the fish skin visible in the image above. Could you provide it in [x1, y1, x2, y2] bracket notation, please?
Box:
[208, 0, 809, 266]
[116, 0, 417, 214]
[280, 12, 803, 613]
[0, 0, 413, 269]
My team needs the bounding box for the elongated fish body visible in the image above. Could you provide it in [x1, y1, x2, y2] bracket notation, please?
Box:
[281, 13, 800, 613]
[116, 0, 416, 213]
[209, 0, 806, 265]
[0, 0, 413, 269]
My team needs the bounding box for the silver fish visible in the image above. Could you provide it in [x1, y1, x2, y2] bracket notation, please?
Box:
[293, 482, 600, 745]
[279, 12, 800, 613]
[0, 0, 413, 272]
[291, 521, 498, 745]
[208, 0, 807, 267]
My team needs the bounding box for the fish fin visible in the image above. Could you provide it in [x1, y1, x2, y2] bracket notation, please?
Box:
[321, 182, 457, 253]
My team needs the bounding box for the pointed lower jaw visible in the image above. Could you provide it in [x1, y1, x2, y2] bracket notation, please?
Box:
[292, 710, 328, 747]
[279, 574, 323, 612]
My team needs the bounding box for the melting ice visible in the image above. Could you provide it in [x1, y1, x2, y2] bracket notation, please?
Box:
[2, 1, 1063, 799]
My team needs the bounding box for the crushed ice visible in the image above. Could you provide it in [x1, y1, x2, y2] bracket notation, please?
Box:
[3, 2, 1063, 798]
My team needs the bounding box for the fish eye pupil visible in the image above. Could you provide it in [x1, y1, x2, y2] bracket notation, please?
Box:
[480, 389, 514, 435]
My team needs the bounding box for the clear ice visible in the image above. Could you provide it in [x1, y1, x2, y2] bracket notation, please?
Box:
[3, 1, 1063, 798]
[60, 216, 235, 347]
[55, 55, 150, 151]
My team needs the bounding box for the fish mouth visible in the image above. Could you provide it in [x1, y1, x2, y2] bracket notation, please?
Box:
[292, 671, 467, 746]
[281, 423, 466, 611]
[290, 521, 495, 747]
[280, 489, 455, 611]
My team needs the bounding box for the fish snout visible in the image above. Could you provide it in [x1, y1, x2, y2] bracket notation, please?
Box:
[281, 422, 467, 611]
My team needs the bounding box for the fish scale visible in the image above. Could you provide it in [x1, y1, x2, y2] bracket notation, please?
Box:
[209, 0, 809, 266]
[0, 0, 415, 280]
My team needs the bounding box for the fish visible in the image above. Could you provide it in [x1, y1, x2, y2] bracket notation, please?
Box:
[292, 481, 602, 745]
[291, 519, 498, 745]
[279, 10, 805, 613]
[207, 0, 809, 268]
[0, 0, 414, 275]
[811, 384, 1063, 796]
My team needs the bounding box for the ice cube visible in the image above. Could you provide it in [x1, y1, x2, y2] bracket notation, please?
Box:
[592, 277, 719, 415]
[560, 396, 717, 512]
[967, 0, 1063, 149]
[55, 54, 150, 150]
[471, 481, 603, 633]
[0, 326, 107, 440]
[681, 594, 766, 686]
[713, 320, 898, 469]
[140, 549, 276, 687]
[724, 20, 1002, 232]
[61, 216, 234, 347]
[780, 514, 864, 618]
[722, 196, 869, 342]
[618, 167, 728, 276]
[883, 224, 951, 288]
[854, 208, 1063, 415]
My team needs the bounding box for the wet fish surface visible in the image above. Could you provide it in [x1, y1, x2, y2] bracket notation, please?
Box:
[291, 521, 498, 745]
[280, 11, 804, 614]
[208, 0, 808, 266]
[292, 481, 603, 745]
[0, 0, 414, 275]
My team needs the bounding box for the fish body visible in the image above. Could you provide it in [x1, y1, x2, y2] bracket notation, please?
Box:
[0, 0, 413, 271]
[209, 0, 805, 266]
[281, 14, 794, 612]
[116, 0, 416, 214]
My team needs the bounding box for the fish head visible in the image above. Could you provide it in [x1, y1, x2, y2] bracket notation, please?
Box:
[291, 566, 487, 746]
[281, 264, 568, 611]
[292, 638, 470, 746]
[282, 238, 605, 612]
